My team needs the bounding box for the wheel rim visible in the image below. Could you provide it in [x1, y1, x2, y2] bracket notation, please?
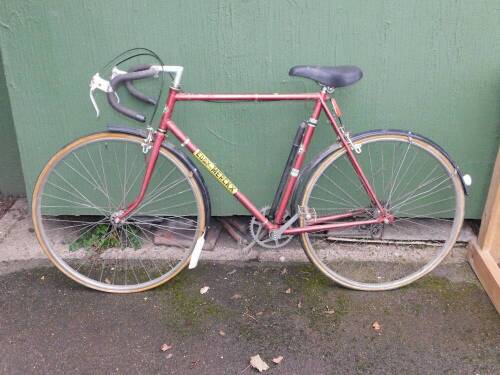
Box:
[300, 134, 464, 290]
[33, 133, 205, 292]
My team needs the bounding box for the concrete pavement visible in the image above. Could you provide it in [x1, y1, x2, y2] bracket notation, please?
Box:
[1, 262, 499, 374]
[0, 199, 498, 374]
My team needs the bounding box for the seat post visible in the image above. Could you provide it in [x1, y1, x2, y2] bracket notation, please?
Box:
[321, 85, 335, 94]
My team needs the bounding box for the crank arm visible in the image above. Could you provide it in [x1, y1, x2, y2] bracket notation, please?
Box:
[272, 212, 300, 239]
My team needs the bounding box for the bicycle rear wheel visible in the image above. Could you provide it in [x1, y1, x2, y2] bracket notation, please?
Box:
[32, 132, 206, 293]
[298, 131, 465, 290]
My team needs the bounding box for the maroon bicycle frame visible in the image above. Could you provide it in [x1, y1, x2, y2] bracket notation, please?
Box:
[118, 87, 392, 234]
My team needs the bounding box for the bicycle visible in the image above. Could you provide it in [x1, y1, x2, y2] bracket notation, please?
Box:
[32, 51, 469, 293]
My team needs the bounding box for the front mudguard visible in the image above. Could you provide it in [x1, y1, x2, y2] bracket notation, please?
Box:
[290, 129, 468, 215]
[107, 125, 211, 228]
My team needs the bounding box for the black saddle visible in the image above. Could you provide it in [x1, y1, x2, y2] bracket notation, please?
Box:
[289, 65, 363, 88]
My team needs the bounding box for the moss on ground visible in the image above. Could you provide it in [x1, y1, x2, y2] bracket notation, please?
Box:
[152, 264, 354, 343]
[283, 264, 351, 330]
[415, 275, 478, 306]
[154, 270, 234, 336]
[150, 265, 491, 351]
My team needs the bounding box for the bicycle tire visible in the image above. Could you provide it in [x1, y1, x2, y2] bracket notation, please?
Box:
[32, 132, 206, 293]
[297, 131, 465, 291]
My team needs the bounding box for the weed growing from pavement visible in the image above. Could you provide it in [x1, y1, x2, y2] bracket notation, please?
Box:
[69, 224, 142, 252]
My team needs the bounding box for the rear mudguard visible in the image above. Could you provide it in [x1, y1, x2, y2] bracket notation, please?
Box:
[290, 129, 468, 215]
[107, 125, 211, 227]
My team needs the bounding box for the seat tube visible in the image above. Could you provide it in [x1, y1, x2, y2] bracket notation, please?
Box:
[274, 95, 324, 224]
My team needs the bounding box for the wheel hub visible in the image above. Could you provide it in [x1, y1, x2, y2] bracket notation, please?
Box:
[110, 210, 124, 226]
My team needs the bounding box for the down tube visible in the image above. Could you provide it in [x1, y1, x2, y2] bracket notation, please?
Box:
[165, 119, 277, 230]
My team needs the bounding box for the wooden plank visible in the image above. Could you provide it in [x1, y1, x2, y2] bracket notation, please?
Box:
[218, 217, 250, 245]
[478, 148, 500, 261]
[468, 147, 500, 314]
[468, 240, 500, 314]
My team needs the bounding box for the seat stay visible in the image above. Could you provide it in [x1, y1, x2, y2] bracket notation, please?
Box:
[319, 96, 385, 212]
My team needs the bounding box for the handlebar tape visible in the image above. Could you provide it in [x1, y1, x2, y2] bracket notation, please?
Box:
[125, 64, 157, 105]
[106, 68, 156, 122]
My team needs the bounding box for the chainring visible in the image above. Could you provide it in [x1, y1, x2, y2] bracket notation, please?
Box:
[249, 206, 294, 249]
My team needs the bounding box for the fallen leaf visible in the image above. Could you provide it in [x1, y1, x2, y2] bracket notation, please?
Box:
[230, 293, 242, 300]
[243, 312, 258, 322]
[298, 301, 302, 308]
[372, 321, 382, 331]
[285, 288, 292, 294]
[256, 311, 263, 316]
[200, 286, 210, 294]
[281, 268, 287, 275]
[323, 309, 335, 315]
[272, 355, 283, 364]
[40, 275, 45, 280]
[166, 353, 173, 359]
[250, 354, 269, 372]
[227, 269, 237, 275]
[160, 343, 173, 352]
[219, 330, 226, 336]
[104, 278, 111, 284]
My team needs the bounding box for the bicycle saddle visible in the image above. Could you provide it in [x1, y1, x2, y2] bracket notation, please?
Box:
[289, 65, 363, 88]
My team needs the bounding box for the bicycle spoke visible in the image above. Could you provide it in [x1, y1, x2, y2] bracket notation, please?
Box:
[50, 169, 111, 217]
[137, 176, 189, 212]
[386, 142, 410, 203]
[321, 172, 365, 209]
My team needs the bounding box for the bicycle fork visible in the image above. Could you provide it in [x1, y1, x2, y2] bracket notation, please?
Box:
[113, 128, 166, 223]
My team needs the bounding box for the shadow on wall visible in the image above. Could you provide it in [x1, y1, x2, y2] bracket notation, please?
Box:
[0, 47, 25, 198]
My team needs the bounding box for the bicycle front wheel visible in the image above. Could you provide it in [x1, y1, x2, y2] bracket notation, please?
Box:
[32, 132, 206, 293]
[298, 131, 465, 291]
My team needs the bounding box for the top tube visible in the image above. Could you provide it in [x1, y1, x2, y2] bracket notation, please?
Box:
[174, 92, 322, 102]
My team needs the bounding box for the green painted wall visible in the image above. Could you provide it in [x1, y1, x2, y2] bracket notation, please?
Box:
[0, 47, 24, 197]
[0, 0, 498, 217]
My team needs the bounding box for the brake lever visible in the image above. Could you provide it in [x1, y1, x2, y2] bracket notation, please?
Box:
[89, 87, 100, 117]
[89, 73, 119, 117]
